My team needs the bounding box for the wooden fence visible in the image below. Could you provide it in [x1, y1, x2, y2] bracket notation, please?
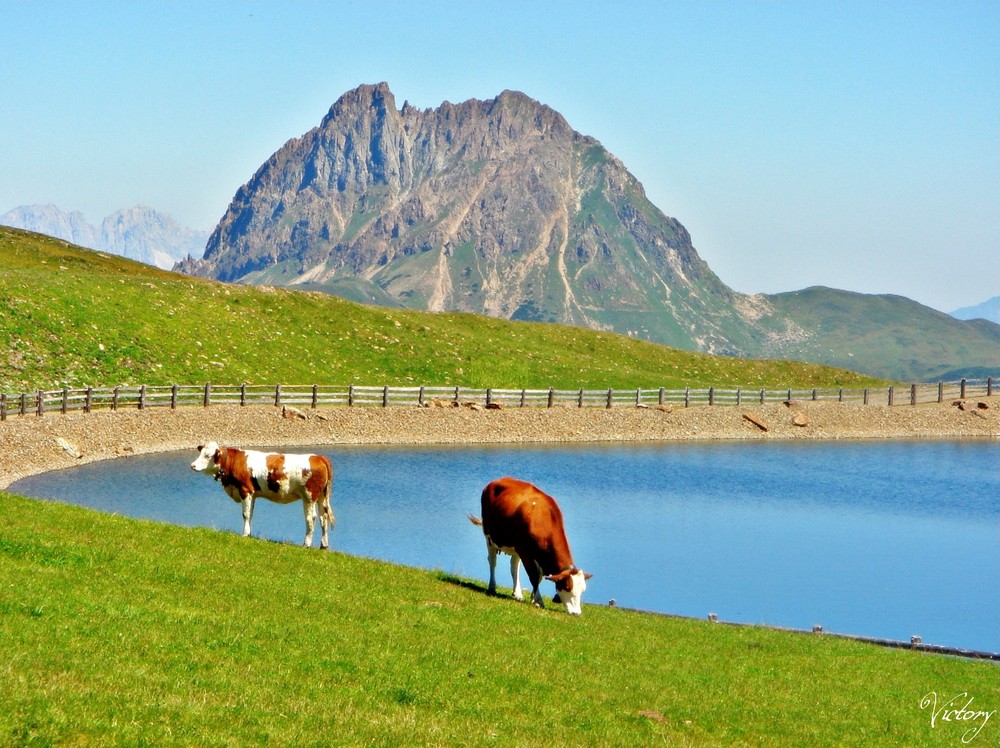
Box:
[0, 378, 994, 420]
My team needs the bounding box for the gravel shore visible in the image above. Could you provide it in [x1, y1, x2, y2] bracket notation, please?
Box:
[1, 398, 996, 489]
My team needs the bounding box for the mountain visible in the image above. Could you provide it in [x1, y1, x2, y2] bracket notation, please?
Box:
[176, 83, 1000, 382]
[951, 296, 1000, 325]
[761, 287, 1000, 382]
[0, 204, 99, 249]
[1, 204, 208, 269]
[178, 83, 797, 356]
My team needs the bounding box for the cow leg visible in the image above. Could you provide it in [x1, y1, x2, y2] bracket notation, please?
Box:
[509, 554, 524, 601]
[527, 560, 545, 608]
[318, 499, 331, 550]
[486, 543, 498, 595]
[303, 500, 316, 548]
[241, 494, 255, 537]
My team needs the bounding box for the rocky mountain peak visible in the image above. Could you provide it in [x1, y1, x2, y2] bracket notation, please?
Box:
[177, 84, 761, 353]
[320, 81, 397, 128]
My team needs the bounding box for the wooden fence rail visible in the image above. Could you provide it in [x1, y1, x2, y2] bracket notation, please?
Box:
[0, 378, 993, 420]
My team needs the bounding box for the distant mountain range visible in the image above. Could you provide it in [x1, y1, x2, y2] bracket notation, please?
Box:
[951, 296, 1000, 325]
[173, 83, 999, 382]
[0, 204, 208, 269]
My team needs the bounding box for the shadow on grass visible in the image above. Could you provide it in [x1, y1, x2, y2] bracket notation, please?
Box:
[434, 571, 490, 595]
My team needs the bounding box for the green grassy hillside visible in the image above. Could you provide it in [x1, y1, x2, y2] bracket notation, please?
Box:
[767, 287, 1000, 381]
[2, 493, 995, 746]
[0, 227, 883, 392]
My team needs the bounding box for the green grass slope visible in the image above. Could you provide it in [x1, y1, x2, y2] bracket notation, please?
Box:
[0, 227, 884, 392]
[2, 493, 995, 746]
[767, 287, 1000, 381]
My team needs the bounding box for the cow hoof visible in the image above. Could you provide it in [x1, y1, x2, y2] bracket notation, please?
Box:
[320, 544, 329, 551]
[513, 593, 524, 602]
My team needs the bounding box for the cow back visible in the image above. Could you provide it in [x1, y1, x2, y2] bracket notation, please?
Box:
[481, 477, 574, 575]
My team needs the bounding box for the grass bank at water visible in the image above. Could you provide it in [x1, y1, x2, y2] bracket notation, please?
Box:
[1, 493, 995, 746]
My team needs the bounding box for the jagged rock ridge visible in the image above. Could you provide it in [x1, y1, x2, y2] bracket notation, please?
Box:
[176, 83, 1000, 380]
[178, 83, 790, 354]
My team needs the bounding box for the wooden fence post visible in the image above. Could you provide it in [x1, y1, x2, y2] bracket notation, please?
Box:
[635, 388, 641, 406]
[0, 393, 6, 421]
[910, 383, 917, 406]
[274, 384, 282, 407]
[578, 388, 584, 408]
[418, 386, 425, 407]
[204, 382, 211, 407]
[311, 384, 318, 409]
[382, 385, 390, 407]
[36, 390, 44, 417]
[486, 388, 493, 407]
[988, 377, 993, 397]
[454, 386, 461, 404]
[888, 386, 894, 406]
[658, 387, 665, 405]
[708, 387, 714, 406]
[348, 385, 354, 407]
[62, 388, 69, 414]
[84, 388, 92, 414]
[736, 387, 742, 406]
[960, 378, 967, 399]
[684, 388, 690, 407]
[138, 385, 146, 410]
[863, 388, 869, 405]
[547, 388, 555, 408]
[520, 389, 526, 408]
[606, 388, 613, 409]
[759, 388, 765, 404]
[240, 383, 247, 406]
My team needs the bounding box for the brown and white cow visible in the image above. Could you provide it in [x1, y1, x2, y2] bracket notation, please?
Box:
[191, 441, 334, 549]
[470, 476, 591, 615]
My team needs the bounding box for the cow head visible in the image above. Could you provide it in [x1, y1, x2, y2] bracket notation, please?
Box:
[191, 441, 221, 475]
[547, 568, 592, 616]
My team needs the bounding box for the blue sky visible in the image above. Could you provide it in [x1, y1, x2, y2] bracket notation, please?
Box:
[2, 1, 996, 312]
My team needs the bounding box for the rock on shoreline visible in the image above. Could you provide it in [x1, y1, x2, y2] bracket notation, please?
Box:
[1, 399, 996, 489]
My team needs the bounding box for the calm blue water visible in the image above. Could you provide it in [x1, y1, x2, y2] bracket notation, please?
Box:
[10, 440, 999, 652]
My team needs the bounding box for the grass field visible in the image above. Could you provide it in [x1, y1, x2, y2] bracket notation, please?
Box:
[1, 493, 996, 746]
[0, 227, 886, 393]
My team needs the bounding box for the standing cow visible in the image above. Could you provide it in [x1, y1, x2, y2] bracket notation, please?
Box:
[470, 476, 591, 615]
[191, 441, 334, 549]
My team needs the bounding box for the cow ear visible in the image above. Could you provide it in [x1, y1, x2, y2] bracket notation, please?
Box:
[196, 444, 204, 452]
[545, 570, 570, 583]
[584, 572, 593, 580]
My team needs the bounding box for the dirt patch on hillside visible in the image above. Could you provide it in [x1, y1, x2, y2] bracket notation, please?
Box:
[1, 399, 996, 489]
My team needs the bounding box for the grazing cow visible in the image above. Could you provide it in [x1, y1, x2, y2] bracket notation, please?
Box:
[191, 441, 334, 549]
[469, 476, 591, 615]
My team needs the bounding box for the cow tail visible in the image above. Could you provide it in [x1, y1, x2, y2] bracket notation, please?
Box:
[468, 514, 483, 527]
